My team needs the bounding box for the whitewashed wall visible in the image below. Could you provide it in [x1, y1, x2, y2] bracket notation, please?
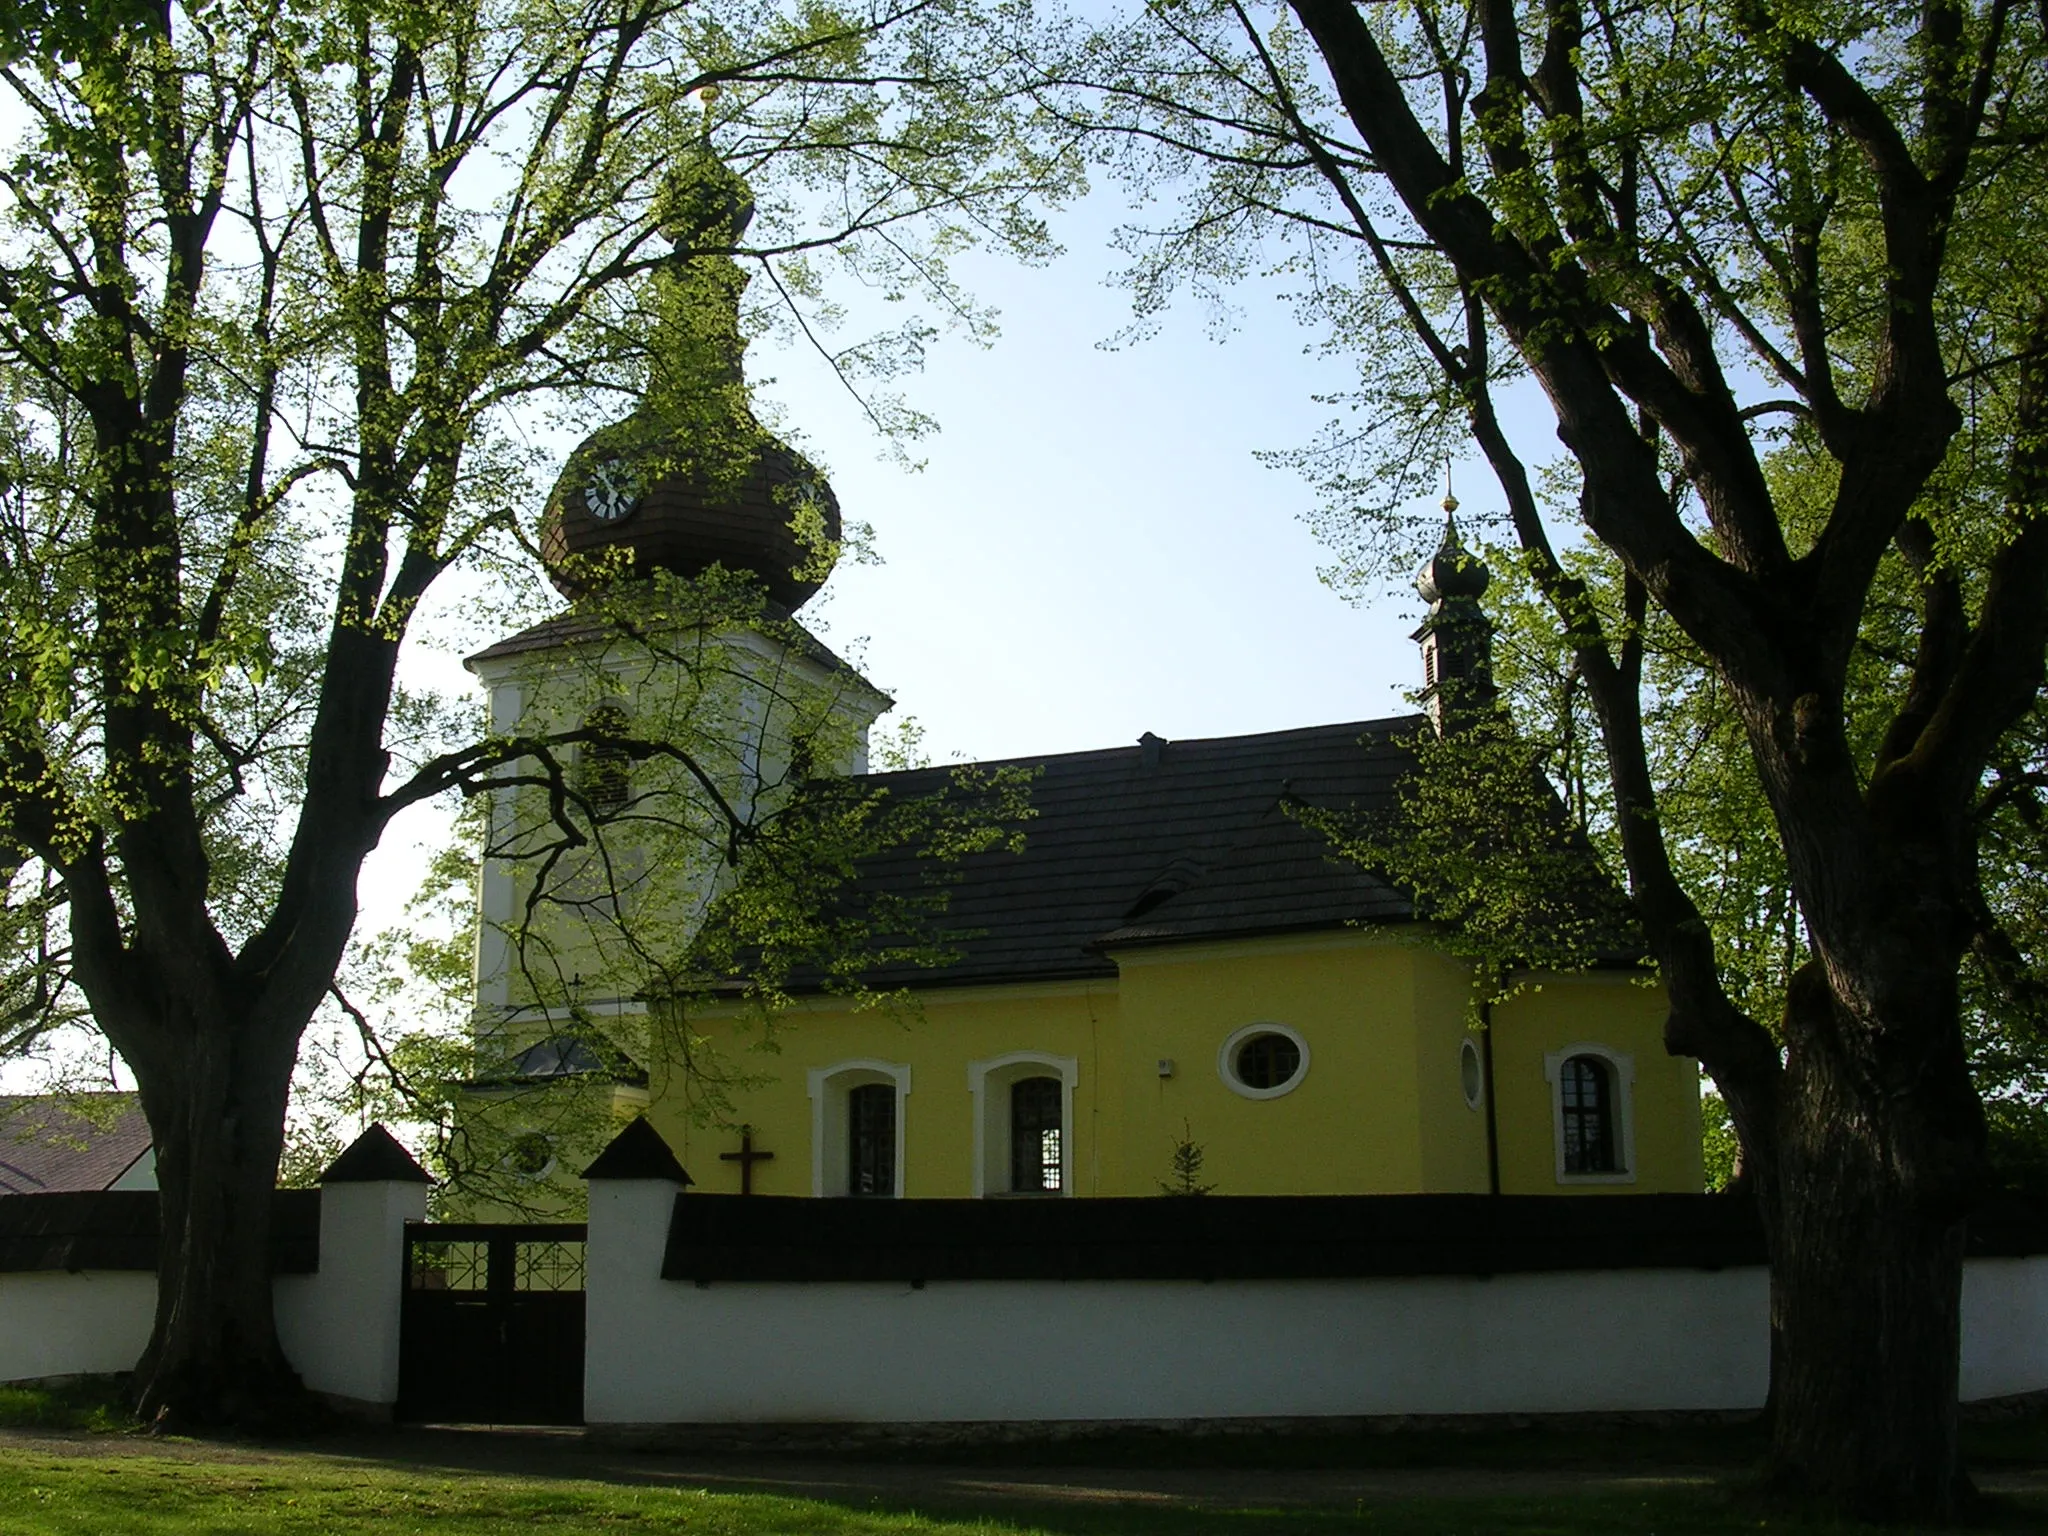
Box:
[0, 1270, 156, 1381]
[274, 1178, 427, 1414]
[1, 1177, 424, 1417]
[587, 1178, 2048, 1427]
[10, 1179, 2048, 1428]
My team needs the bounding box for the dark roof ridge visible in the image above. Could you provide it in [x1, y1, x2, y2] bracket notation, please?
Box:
[583, 1116, 694, 1184]
[321, 1125, 433, 1185]
[856, 712, 1429, 786]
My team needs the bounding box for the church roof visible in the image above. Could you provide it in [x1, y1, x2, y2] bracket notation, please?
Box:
[831, 715, 1424, 991]
[0, 1093, 153, 1196]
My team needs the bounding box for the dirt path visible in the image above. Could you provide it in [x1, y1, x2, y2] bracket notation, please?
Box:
[3, 1425, 2043, 1511]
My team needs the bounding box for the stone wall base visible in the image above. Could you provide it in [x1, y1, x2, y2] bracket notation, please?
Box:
[585, 1407, 1768, 1454]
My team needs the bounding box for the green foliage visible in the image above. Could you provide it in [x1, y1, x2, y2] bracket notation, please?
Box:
[1159, 1119, 1216, 1195]
[1299, 712, 1640, 1004]
[1700, 1092, 1740, 1193]
[0, 0, 1077, 1144]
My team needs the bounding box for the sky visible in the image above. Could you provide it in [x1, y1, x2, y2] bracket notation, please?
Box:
[354, 185, 1508, 931]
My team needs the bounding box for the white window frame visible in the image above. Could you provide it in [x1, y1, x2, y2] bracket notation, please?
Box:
[1543, 1042, 1637, 1185]
[1217, 1021, 1311, 1100]
[967, 1051, 1078, 1198]
[806, 1059, 911, 1198]
[1460, 1036, 1486, 1111]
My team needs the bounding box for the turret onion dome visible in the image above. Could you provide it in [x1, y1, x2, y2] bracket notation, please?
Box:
[1415, 497, 1490, 604]
[538, 146, 839, 610]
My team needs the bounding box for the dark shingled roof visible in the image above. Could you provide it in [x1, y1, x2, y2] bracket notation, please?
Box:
[583, 1116, 693, 1184]
[0, 1094, 153, 1196]
[0, 1188, 321, 1273]
[660, 1191, 2048, 1284]
[320, 1125, 433, 1185]
[831, 716, 1423, 991]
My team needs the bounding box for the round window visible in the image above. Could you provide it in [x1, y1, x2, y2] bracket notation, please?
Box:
[1460, 1037, 1485, 1109]
[507, 1132, 555, 1179]
[1219, 1023, 1310, 1098]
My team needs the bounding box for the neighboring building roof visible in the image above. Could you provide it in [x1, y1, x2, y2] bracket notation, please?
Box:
[827, 716, 1424, 991]
[0, 1094, 154, 1196]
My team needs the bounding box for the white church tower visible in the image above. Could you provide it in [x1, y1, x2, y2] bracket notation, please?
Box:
[463, 145, 888, 1086]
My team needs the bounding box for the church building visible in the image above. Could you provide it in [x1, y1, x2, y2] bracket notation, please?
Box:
[460, 153, 1702, 1210]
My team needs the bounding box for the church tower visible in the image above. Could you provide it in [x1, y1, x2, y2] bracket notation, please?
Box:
[1411, 498, 1498, 734]
[463, 142, 888, 1074]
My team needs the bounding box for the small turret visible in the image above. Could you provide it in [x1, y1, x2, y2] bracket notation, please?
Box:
[1411, 497, 1498, 734]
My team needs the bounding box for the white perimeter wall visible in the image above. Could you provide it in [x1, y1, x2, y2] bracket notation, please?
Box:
[1, 1178, 425, 1415]
[0, 1270, 156, 1381]
[587, 1180, 2048, 1427]
[10, 1179, 2048, 1428]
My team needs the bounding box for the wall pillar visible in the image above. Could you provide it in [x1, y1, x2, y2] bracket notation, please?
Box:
[581, 1117, 691, 1426]
[274, 1125, 431, 1419]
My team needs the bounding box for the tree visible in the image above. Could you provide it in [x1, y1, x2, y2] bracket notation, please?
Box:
[0, 0, 1068, 1425]
[1048, 0, 2047, 1514]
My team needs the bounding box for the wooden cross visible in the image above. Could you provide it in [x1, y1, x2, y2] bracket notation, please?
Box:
[719, 1127, 775, 1195]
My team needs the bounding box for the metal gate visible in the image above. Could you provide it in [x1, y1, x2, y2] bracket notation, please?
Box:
[397, 1222, 586, 1424]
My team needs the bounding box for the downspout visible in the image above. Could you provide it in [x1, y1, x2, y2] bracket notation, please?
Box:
[1480, 998, 1501, 1196]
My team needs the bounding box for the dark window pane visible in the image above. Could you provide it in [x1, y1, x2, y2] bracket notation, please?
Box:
[1010, 1076, 1062, 1193]
[1235, 1033, 1301, 1090]
[1561, 1055, 1617, 1173]
[582, 703, 630, 811]
[847, 1082, 896, 1197]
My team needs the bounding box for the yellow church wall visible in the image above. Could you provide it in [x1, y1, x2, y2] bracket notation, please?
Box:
[645, 983, 1120, 1199]
[1408, 948, 1494, 1193]
[1106, 933, 1474, 1196]
[616, 939, 1698, 1201]
[1488, 973, 1703, 1194]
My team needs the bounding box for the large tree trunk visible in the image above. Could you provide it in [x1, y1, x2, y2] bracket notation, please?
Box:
[130, 1010, 313, 1429]
[1755, 960, 1984, 1519]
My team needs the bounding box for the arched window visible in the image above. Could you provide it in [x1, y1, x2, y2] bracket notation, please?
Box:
[1009, 1076, 1063, 1194]
[846, 1082, 896, 1198]
[1559, 1055, 1616, 1173]
[806, 1060, 910, 1198]
[581, 702, 630, 812]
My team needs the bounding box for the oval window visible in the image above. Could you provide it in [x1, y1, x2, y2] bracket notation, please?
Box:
[1219, 1023, 1310, 1098]
[1460, 1037, 1484, 1109]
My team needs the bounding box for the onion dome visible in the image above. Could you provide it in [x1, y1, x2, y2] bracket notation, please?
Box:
[539, 418, 840, 609]
[538, 146, 839, 609]
[1414, 497, 1490, 605]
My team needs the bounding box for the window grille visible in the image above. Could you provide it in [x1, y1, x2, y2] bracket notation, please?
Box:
[409, 1240, 489, 1292]
[1560, 1055, 1618, 1173]
[514, 1240, 586, 1293]
[1009, 1076, 1062, 1193]
[846, 1082, 896, 1197]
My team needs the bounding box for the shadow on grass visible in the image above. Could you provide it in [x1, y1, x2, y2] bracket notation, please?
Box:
[0, 1377, 132, 1433]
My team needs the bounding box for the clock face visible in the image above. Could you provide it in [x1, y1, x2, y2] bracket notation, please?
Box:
[583, 457, 640, 523]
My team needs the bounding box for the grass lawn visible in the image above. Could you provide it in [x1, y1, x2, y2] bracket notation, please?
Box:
[0, 1445, 2043, 1536]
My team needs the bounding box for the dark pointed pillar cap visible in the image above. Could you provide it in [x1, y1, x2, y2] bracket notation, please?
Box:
[582, 1115, 694, 1185]
[321, 1124, 434, 1185]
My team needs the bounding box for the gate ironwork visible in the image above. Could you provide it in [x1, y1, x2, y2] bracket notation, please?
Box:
[397, 1222, 586, 1424]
